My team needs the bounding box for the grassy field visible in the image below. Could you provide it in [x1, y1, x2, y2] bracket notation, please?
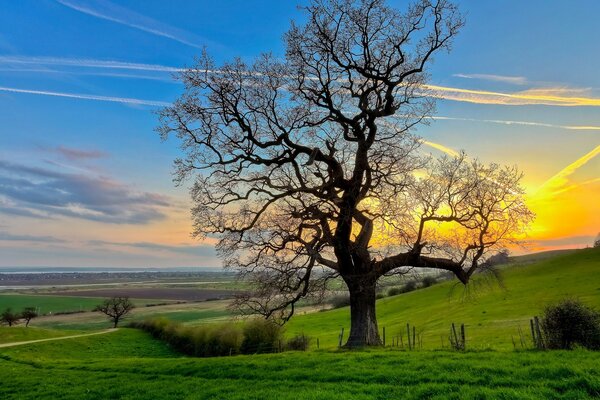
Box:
[286, 247, 600, 349]
[0, 328, 598, 399]
[0, 326, 84, 344]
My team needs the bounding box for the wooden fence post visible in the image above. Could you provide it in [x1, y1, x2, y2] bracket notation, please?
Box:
[406, 323, 411, 350]
[461, 323, 466, 350]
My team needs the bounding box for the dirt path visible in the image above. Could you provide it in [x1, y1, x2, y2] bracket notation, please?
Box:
[0, 328, 118, 348]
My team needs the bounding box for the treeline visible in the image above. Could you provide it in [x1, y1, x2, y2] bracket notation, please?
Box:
[131, 318, 310, 357]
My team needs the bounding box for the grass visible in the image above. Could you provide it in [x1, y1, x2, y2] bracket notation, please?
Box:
[0, 326, 84, 344]
[1, 250, 599, 399]
[286, 247, 600, 349]
[0, 328, 598, 399]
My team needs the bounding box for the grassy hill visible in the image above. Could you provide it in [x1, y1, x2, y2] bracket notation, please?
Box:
[1, 249, 599, 399]
[0, 328, 598, 399]
[286, 247, 600, 349]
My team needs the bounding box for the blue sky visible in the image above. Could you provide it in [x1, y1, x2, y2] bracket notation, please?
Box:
[0, 0, 599, 268]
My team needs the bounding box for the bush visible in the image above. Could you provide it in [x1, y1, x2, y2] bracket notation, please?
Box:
[286, 334, 310, 351]
[131, 318, 242, 357]
[329, 294, 351, 309]
[541, 299, 600, 350]
[388, 281, 418, 297]
[421, 276, 437, 288]
[240, 318, 283, 354]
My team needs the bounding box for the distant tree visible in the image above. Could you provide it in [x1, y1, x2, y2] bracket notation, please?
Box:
[21, 307, 38, 327]
[594, 233, 600, 248]
[1, 308, 20, 327]
[94, 297, 134, 328]
[421, 276, 437, 288]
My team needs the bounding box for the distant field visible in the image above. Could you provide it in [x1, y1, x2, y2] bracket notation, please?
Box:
[51, 287, 237, 301]
[0, 293, 181, 315]
[0, 329, 598, 399]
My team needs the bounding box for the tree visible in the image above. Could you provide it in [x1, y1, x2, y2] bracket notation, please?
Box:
[159, 0, 533, 347]
[95, 297, 134, 328]
[594, 233, 600, 248]
[21, 307, 38, 327]
[1, 308, 20, 327]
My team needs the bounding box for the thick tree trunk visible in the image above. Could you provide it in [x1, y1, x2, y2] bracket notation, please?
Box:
[344, 277, 381, 347]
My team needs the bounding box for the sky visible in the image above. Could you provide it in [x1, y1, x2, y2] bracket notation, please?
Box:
[0, 0, 598, 268]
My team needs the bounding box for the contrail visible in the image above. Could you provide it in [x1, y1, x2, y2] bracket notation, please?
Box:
[55, 0, 210, 49]
[0, 56, 183, 72]
[537, 144, 600, 193]
[0, 86, 170, 107]
[425, 84, 600, 107]
[432, 116, 600, 131]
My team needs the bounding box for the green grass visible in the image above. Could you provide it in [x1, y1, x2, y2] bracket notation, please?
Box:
[287, 247, 600, 349]
[0, 326, 83, 344]
[0, 328, 598, 399]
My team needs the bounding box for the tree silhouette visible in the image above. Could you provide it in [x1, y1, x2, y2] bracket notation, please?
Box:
[1, 308, 20, 327]
[95, 297, 134, 328]
[159, 0, 533, 346]
[21, 307, 38, 327]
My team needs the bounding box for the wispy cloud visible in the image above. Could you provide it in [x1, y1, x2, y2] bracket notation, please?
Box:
[453, 73, 528, 85]
[432, 116, 600, 131]
[55, 0, 212, 49]
[51, 146, 108, 161]
[0, 232, 66, 243]
[0, 86, 170, 107]
[425, 85, 600, 107]
[0, 56, 182, 72]
[0, 160, 171, 224]
[89, 240, 216, 257]
[420, 140, 460, 157]
[537, 144, 600, 193]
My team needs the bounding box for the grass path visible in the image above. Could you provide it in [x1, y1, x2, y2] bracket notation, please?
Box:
[0, 328, 118, 348]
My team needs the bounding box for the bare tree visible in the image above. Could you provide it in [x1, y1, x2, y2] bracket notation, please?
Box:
[159, 0, 533, 347]
[21, 307, 38, 327]
[95, 297, 134, 328]
[1, 308, 20, 327]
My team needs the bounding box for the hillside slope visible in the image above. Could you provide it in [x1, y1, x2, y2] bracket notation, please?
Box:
[287, 248, 600, 349]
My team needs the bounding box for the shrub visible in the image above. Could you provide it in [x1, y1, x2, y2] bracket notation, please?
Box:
[286, 334, 311, 351]
[240, 318, 283, 354]
[421, 276, 437, 288]
[387, 286, 403, 296]
[541, 299, 600, 350]
[376, 292, 386, 299]
[329, 294, 351, 309]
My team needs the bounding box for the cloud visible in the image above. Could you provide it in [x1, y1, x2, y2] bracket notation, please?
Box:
[0, 86, 170, 107]
[530, 235, 596, 248]
[537, 144, 600, 194]
[432, 116, 600, 131]
[89, 240, 216, 257]
[453, 73, 528, 85]
[0, 232, 66, 243]
[425, 85, 600, 107]
[56, 0, 211, 49]
[420, 140, 460, 157]
[0, 56, 182, 73]
[51, 146, 108, 161]
[0, 160, 171, 224]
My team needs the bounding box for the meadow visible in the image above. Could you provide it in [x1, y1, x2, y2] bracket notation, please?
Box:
[0, 328, 599, 399]
[1, 249, 599, 399]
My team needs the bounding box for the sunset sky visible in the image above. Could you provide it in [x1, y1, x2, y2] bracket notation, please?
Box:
[0, 0, 598, 268]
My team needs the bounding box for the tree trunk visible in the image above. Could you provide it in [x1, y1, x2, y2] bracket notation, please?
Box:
[344, 277, 381, 347]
